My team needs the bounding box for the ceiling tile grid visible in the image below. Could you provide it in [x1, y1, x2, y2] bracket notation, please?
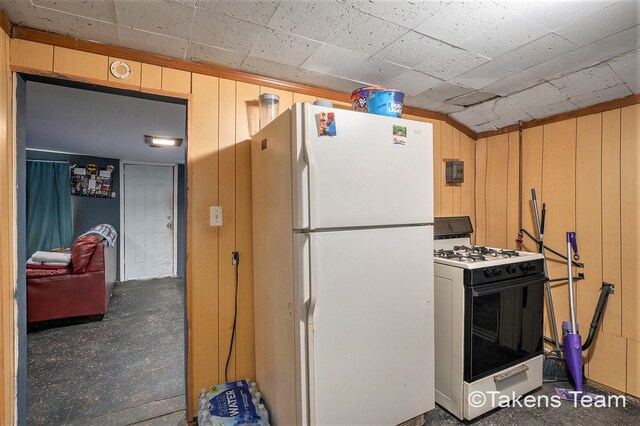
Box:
[1, 0, 639, 132]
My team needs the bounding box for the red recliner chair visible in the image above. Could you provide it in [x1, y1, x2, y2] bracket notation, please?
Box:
[27, 235, 117, 323]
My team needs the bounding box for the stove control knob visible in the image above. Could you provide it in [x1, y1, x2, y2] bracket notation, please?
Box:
[506, 265, 517, 274]
[494, 267, 502, 276]
[520, 263, 528, 272]
[484, 268, 495, 278]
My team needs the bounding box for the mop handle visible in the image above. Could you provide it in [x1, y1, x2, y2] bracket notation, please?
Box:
[567, 232, 578, 335]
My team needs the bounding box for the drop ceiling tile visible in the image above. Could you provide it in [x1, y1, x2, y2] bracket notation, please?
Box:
[2, 0, 46, 27]
[294, 69, 365, 94]
[485, 97, 533, 128]
[37, 8, 120, 45]
[248, 29, 319, 67]
[412, 44, 490, 82]
[451, 100, 499, 126]
[382, 70, 442, 96]
[302, 44, 407, 84]
[190, 8, 265, 54]
[492, 97, 530, 118]
[34, 0, 117, 23]
[570, 84, 632, 108]
[325, 11, 409, 55]
[115, 0, 195, 39]
[495, 0, 615, 32]
[453, 33, 576, 89]
[461, 12, 548, 59]
[118, 27, 188, 59]
[550, 63, 624, 98]
[508, 82, 568, 111]
[404, 95, 465, 114]
[608, 49, 640, 83]
[525, 100, 576, 119]
[196, 0, 280, 26]
[625, 79, 640, 93]
[240, 55, 301, 80]
[267, 1, 353, 42]
[302, 44, 369, 78]
[414, 1, 512, 47]
[447, 90, 497, 106]
[488, 109, 533, 130]
[377, 31, 490, 80]
[555, 0, 639, 46]
[347, 57, 410, 85]
[415, 82, 476, 102]
[473, 122, 498, 133]
[356, 0, 450, 29]
[527, 25, 640, 81]
[449, 58, 514, 90]
[496, 33, 578, 72]
[186, 42, 247, 68]
[376, 31, 437, 68]
[482, 71, 544, 96]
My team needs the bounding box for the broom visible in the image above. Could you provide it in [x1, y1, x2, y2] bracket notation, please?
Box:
[529, 189, 567, 381]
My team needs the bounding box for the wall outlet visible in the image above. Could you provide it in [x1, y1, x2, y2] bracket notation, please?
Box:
[210, 206, 223, 227]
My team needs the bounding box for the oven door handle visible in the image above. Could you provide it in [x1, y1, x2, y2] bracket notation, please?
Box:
[493, 364, 530, 383]
[471, 276, 545, 297]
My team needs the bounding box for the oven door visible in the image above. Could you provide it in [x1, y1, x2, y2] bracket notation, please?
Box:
[464, 275, 545, 382]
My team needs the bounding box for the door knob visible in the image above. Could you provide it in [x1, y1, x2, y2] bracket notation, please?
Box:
[167, 223, 173, 229]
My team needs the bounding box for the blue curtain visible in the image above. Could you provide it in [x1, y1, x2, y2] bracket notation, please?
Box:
[26, 161, 72, 257]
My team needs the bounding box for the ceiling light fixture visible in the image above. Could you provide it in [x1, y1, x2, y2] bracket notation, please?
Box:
[145, 135, 183, 148]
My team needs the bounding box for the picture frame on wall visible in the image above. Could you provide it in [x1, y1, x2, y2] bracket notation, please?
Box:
[71, 164, 114, 198]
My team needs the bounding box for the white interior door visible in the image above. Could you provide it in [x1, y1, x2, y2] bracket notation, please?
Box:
[124, 164, 174, 280]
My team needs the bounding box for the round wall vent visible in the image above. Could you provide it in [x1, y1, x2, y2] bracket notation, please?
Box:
[110, 60, 132, 79]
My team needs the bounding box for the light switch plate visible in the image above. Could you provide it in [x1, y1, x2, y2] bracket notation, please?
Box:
[210, 206, 223, 227]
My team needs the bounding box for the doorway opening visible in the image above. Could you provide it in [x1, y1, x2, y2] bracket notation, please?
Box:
[17, 74, 189, 425]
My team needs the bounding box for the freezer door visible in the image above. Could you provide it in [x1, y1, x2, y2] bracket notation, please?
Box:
[307, 225, 435, 425]
[294, 103, 434, 230]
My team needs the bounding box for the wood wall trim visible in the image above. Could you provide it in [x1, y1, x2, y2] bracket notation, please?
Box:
[478, 94, 640, 138]
[0, 10, 11, 37]
[11, 25, 478, 139]
[10, 65, 191, 99]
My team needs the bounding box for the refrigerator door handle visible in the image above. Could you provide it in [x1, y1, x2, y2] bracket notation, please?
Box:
[307, 232, 317, 328]
[302, 111, 317, 230]
[306, 232, 318, 426]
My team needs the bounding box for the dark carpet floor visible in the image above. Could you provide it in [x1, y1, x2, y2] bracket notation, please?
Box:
[27, 277, 185, 426]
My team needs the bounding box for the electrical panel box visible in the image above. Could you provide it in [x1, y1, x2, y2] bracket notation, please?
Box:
[445, 161, 464, 183]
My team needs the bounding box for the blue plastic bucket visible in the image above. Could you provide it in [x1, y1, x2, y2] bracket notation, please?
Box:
[351, 86, 385, 112]
[367, 90, 405, 118]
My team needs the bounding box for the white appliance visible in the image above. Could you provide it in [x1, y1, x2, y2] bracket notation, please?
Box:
[433, 217, 545, 420]
[251, 103, 435, 426]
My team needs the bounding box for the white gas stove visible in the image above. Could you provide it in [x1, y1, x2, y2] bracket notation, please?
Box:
[434, 237, 544, 270]
[433, 217, 545, 420]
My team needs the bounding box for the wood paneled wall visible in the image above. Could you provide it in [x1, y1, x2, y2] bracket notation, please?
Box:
[475, 109, 640, 396]
[0, 30, 14, 425]
[1, 40, 458, 419]
[406, 114, 476, 233]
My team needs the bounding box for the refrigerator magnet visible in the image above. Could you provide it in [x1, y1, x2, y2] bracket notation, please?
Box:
[393, 137, 407, 146]
[317, 112, 337, 136]
[393, 125, 407, 146]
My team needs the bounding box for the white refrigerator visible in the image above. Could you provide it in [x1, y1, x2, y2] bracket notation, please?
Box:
[251, 103, 434, 426]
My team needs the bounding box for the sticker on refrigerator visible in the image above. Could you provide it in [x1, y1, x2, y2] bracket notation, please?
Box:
[393, 125, 407, 137]
[393, 125, 407, 146]
[317, 112, 337, 137]
[393, 137, 406, 146]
